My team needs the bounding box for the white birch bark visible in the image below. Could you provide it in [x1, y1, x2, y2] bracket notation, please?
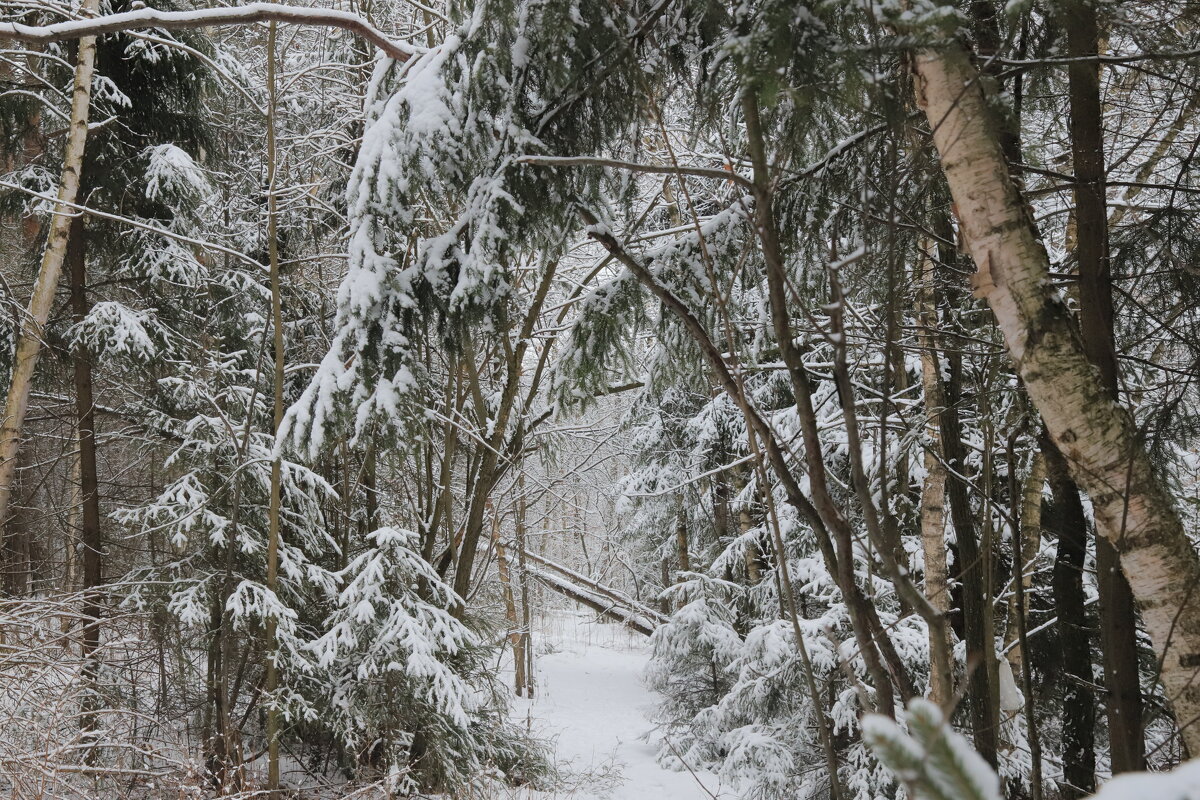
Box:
[1006, 451, 1044, 676]
[0, 0, 100, 548]
[916, 240, 953, 711]
[912, 41, 1200, 749]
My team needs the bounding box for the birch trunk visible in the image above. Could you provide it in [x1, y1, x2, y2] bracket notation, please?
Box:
[1009, 438, 1045, 800]
[911, 40, 1200, 754]
[916, 241, 953, 711]
[492, 504, 526, 695]
[0, 0, 100, 545]
[1005, 450, 1044, 676]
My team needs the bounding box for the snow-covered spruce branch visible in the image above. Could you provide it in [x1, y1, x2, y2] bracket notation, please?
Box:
[0, 180, 264, 270]
[0, 3, 419, 62]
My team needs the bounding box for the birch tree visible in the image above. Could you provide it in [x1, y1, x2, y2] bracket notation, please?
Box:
[0, 0, 100, 547]
[908, 17, 1200, 755]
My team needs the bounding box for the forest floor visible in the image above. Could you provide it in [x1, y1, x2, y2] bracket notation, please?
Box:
[507, 610, 727, 800]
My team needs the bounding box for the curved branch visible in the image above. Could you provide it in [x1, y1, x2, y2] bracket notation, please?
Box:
[0, 3, 419, 62]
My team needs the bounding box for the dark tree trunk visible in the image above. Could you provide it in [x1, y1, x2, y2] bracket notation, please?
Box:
[68, 215, 103, 751]
[660, 556, 671, 614]
[968, 0, 1023, 171]
[363, 437, 378, 533]
[675, 511, 690, 574]
[1061, 0, 1144, 772]
[940, 339, 999, 766]
[1044, 432, 1095, 798]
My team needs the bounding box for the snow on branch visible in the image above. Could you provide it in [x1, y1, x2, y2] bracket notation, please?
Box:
[0, 3, 419, 62]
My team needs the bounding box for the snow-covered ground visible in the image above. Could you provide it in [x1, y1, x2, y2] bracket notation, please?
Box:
[509, 611, 730, 800]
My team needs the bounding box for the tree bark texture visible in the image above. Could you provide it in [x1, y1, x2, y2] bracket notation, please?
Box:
[1060, 0, 1145, 771]
[0, 0, 100, 550]
[911, 38, 1200, 756]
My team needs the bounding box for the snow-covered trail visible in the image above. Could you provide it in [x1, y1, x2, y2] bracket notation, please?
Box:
[511, 612, 728, 800]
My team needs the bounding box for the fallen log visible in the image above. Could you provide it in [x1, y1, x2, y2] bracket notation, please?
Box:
[518, 548, 669, 627]
[526, 566, 658, 637]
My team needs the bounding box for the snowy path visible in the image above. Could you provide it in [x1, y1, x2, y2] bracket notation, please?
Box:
[511, 613, 728, 800]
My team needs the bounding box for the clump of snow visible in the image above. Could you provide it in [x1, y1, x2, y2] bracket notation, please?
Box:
[1090, 760, 1200, 800]
[144, 143, 210, 204]
[72, 301, 161, 361]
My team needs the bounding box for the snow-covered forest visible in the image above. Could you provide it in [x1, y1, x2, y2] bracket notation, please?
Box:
[2, 0, 1200, 798]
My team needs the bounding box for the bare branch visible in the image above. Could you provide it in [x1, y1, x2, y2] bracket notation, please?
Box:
[516, 155, 755, 190]
[0, 3, 419, 62]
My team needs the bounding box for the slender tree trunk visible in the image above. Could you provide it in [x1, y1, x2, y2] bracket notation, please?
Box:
[1097, 511, 1145, 771]
[0, 0, 100, 547]
[712, 474, 733, 553]
[217, 522, 240, 788]
[209, 463, 243, 789]
[675, 511, 690, 574]
[660, 557, 671, 614]
[879, 234, 909, 598]
[744, 531, 762, 585]
[515, 470, 534, 696]
[449, 264, 555, 610]
[1010, 439, 1044, 800]
[2, 450, 32, 596]
[363, 437, 378, 532]
[62, 443, 79, 632]
[918, 215, 999, 746]
[916, 241, 953, 710]
[1045, 431, 1096, 797]
[264, 22, 284, 799]
[1061, 0, 1145, 771]
[941, 331, 999, 766]
[338, 441, 352, 569]
[575, 504, 591, 576]
[736, 470, 763, 585]
[978, 376, 1002, 731]
[752, 429, 845, 800]
[68, 215, 103, 757]
[741, 91, 926, 716]
[203, 589, 222, 781]
[422, 363, 462, 569]
[1006, 451, 1044, 676]
[493, 504, 525, 694]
